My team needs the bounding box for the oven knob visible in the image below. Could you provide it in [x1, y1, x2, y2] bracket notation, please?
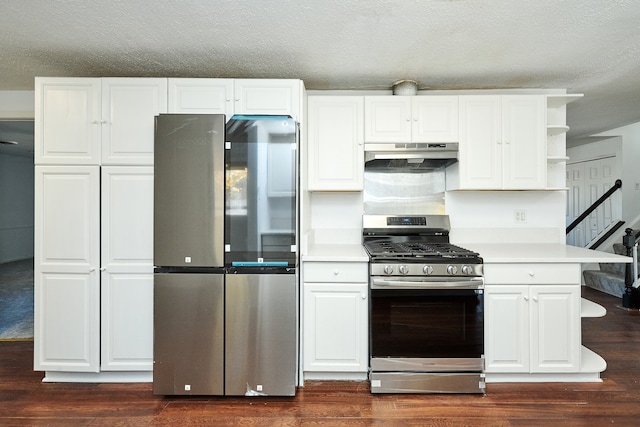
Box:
[399, 265, 409, 275]
[423, 265, 434, 275]
[384, 265, 394, 275]
[447, 265, 458, 275]
[462, 265, 473, 275]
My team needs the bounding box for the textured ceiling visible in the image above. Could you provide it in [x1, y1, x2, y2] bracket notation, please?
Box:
[1, 0, 640, 157]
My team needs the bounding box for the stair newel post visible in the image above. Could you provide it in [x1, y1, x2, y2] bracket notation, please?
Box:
[622, 228, 639, 308]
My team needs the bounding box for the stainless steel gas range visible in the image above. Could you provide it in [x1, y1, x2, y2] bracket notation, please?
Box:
[363, 214, 485, 394]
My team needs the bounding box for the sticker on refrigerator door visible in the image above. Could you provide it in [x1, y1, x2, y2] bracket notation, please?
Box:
[225, 244, 231, 252]
[184, 256, 192, 263]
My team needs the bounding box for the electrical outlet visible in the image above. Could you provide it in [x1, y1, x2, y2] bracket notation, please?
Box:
[515, 210, 527, 223]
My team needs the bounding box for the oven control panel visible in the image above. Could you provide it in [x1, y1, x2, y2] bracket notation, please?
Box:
[387, 216, 427, 226]
[370, 263, 483, 277]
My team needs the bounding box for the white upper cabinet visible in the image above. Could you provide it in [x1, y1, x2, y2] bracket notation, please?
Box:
[307, 96, 364, 191]
[35, 78, 102, 165]
[168, 78, 234, 114]
[168, 78, 303, 120]
[364, 96, 458, 143]
[234, 79, 302, 120]
[35, 77, 167, 166]
[101, 78, 167, 165]
[455, 95, 546, 190]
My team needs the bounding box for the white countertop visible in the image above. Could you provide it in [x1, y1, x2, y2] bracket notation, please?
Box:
[302, 241, 631, 265]
[463, 243, 632, 264]
[302, 244, 369, 262]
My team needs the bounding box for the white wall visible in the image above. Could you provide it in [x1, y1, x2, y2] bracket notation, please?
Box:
[0, 90, 35, 263]
[0, 154, 34, 263]
[446, 190, 566, 244]
[0, 90, 34, 118]
[306, 192, 363, 246]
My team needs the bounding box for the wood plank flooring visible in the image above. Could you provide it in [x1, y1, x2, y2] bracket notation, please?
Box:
[1, 286, 640, 426]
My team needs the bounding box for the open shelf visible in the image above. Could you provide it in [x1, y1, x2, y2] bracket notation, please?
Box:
[547, 125, 570, 136]
[546, 94, 584, 108]
[581, 298, 606, 318]
[547, 156, 569, 162]
[581, 345, 607, 373]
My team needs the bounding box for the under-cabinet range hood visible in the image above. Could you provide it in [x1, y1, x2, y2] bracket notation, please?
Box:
[364, 142, 458, 168]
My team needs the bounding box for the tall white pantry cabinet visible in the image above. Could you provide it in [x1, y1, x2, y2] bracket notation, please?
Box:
[34, 77, 305, 381]
[34, 77, 165, 378]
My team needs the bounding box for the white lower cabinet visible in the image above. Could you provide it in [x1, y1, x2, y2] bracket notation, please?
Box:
[485, 284, 580, 373]
[484, 263, 584, 378]
[303, 262, 368, 376]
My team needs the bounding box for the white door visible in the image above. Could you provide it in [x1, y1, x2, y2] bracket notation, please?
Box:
[100, 166, 154, 370]
[34, 166, 100, 372]
[35, 77, 102, 165]
[566, 163, 585, 247]
[101, 78, 168, 165]
[363, 96, 411, 142]
[501, 95, 546, 189]
[412, 96, 459, 142]
[307, 96, 364, 191]
[234, 79, 301, 120]
[168, 78, 234, 115]
[566, 156, 620, 247]
[303, 283, 368, 372]
[530, 285, 580, 372]
[484, 285, 530, 373]
[458, 95, 502, 189]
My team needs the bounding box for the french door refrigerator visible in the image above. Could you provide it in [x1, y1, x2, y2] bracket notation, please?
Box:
[153, 114, 298, 396]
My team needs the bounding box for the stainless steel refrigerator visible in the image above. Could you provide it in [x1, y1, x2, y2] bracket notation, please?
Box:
[153, 114, 298, 396]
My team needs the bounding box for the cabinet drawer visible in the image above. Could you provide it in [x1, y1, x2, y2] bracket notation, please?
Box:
[484, 263, 579, 285]
[304, 262, 368, 283]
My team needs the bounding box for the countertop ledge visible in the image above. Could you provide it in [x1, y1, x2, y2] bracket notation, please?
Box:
[463, 243, 632, 264]
[302, 244, 369, 262]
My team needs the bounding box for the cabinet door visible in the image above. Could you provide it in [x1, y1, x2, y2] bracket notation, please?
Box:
[411, 96, 459, 142]
[530, 285, 580, 372]
[35, 77, 102, 165]
[303, 283, 368, 372]
[501, 95, 546, 189]
[458, 95, 502, 189]
[234, 79, 301, 120]
[34, 166, 100, 372]
[101, 78, 168, 165]
[100, 166, 154, 370]
[484, 285, 529, 373]
[364, 96, 411, 142]
[168, 78, 233, 115]
[101, 272, 153, 371]
[307, 96, 364, 191]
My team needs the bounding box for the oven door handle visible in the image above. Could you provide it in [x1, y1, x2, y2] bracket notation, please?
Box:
[371, 277, 484, 290]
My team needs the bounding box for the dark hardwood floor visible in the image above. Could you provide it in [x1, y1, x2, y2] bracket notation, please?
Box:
[1, 287, 640, 426]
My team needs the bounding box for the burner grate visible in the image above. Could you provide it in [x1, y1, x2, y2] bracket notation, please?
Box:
[364, 241, 479, 258]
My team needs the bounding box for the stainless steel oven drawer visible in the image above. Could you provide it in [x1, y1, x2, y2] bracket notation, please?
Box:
[370, 372, 486, 394]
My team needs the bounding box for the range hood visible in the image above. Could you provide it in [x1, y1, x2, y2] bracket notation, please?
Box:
[364, 142, 458, 168]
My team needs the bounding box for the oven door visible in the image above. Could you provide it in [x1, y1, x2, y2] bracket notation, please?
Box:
[370, 276, 484, 372]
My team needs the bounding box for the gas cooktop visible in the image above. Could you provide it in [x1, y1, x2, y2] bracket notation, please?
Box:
[364, 241, 479, 259]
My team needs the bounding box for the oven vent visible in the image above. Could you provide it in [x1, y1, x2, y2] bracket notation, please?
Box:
[392, 80, 418, 96]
